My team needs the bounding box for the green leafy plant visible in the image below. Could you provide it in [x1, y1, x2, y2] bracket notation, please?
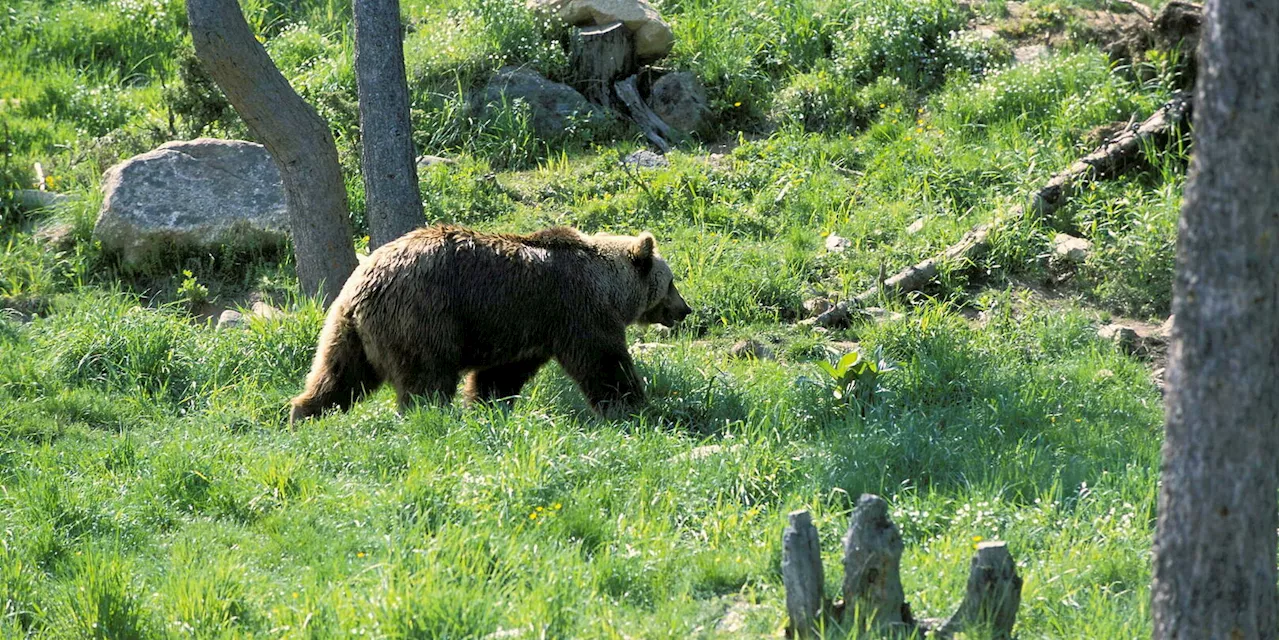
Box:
[816, 346, 895, 406]
[177, 269, 208, 305]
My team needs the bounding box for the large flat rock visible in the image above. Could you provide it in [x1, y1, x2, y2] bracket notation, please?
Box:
[94, 138, 289, 267]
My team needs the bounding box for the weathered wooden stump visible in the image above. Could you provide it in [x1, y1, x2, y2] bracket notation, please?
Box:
[841, 494, 910, 631]
[614, 74, 675, 151]
[569, 21, 635, 108]
[780, 494, 1022, 639]
[931, 542, 1022, 639]
[782, 510, 825, 638]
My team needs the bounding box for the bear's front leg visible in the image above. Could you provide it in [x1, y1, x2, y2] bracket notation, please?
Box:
[557, 341, 645, 418]
[464, 357, 550, 406]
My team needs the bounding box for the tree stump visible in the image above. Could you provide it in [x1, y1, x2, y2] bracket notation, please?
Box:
[782, 510, 825, 638]
[569, 21, 635, 108]
[841, 494, 910, 631]
[779, 495, 1022, 638]
[933, 542, 1022, 640]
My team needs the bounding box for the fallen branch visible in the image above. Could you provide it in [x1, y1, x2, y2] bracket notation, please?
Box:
[854, 92, 1191, 306]
[1112, 0, 1155, 22]
[614, 74, 675, 152]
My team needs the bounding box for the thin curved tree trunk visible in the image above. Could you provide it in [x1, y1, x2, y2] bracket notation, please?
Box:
[186, 0, 358, 306]
[1151, 0, 1278, 638]
[354, 0, 423, 248]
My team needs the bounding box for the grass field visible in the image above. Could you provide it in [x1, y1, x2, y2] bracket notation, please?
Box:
[1, 0, 1187, 637]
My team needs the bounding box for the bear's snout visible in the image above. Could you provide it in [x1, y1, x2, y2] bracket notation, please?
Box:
[657, 299, 692, 327]
[673, 301, 693, 323]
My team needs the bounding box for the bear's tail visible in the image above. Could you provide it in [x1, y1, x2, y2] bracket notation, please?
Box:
[290, 300, 380, 424]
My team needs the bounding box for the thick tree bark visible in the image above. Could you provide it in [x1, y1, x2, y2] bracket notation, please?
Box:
[1150, 0, 1279, 638]
[187, 0, 357, 305]
[353, 0, 423, 248]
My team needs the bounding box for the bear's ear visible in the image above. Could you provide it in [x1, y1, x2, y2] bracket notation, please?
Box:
[629, 233, 656, 273]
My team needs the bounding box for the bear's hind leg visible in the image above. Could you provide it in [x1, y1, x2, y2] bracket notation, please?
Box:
[290, 311, 382, 424]
[464, 357, 549, 406]
[557, 341, 645, 419]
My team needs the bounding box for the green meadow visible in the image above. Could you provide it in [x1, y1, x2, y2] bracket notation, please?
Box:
[1, 0, 1186, 636]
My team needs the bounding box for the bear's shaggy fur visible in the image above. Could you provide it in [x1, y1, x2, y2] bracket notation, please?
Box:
[289, 224, 692, 423]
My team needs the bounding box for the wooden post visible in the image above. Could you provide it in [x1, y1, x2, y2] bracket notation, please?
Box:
[782, 510, 825, 638]
[569, 21, 635, 108]
[934, 542, 1022, 640]
[841, 494, 909, 631]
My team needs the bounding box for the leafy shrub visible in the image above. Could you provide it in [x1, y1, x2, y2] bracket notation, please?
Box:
[163, 45, 235, 138]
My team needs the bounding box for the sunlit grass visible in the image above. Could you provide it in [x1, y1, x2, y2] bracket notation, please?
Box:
[0, 0, 1185, 636]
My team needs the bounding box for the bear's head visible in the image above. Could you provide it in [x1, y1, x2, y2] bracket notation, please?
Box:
[623, 232, 693, 328]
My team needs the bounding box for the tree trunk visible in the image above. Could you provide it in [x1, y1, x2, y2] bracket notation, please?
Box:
[1150, 0, 1279, 638]
[354, 0, 423, 248]
[186, 0, 357, 306]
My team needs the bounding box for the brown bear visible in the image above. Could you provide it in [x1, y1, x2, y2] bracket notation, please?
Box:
[289, 224, 692, 423]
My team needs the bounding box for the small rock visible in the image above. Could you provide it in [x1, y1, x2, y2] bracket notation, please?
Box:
[1014, 44, 1050, 65]
[861, 307, 906, 323]
[16, 189, 72, 213]
[729, 339, 773, 361]
[716, 600, 768, 634]
[647, 71, 708, 135]
[802, 297, 833, 317]
[34, 221, 76, 252]
[632, 341, 677, 355]
[1052, 233, 1093, 265]
[622, 149, 668, 168]
[828, 340, 860, 354]
[0, 294, 50, 323]
[824, 234, 851, 253]
[216, 309, 245, 329]
[1098, 323, 1140, 354]
[250, 301, 283, 320]
[905, 218, 925, 235]
[801, 301, 852, 329]
[416, 154, 454, 169]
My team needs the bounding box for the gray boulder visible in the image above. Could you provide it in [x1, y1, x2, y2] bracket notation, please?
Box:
[94, 139, 289, 267]
[647, 71, 708, 134]
[475, 67, 604, 140]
